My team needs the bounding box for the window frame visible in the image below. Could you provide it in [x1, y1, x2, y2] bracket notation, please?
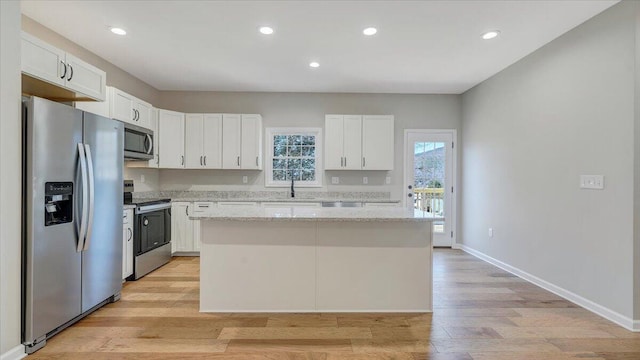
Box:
[264, 127, 323, 188]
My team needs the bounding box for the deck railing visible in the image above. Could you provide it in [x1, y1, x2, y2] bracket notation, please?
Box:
[414, 187, 444, 215]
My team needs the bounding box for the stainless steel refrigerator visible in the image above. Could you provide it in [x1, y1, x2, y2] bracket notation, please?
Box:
[22, 96, 124, 354]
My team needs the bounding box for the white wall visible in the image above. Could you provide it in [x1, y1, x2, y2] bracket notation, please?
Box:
[462, 1, 637, 322]
[147, 91, 461, 201]
[0, 1, 24, 357]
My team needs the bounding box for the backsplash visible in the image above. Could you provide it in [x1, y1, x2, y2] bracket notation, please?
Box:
[132, 190, 391, 201]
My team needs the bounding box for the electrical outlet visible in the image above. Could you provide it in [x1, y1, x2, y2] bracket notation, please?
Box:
[140, 175, 145, 183]
[363, 177, 368, 184]
[488, 228, 493, 238]
[580, 175, 604, 190]
[331, 177, 339, 184]
[385, 176, 391, 185]
[242, 176, 248, 184]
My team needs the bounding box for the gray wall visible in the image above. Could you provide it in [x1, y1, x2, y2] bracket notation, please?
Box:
[462, 1, 637, 320]
[150, 92, 461, 202]
[1, 1, 22, 355]
[22, 15, 161, 105]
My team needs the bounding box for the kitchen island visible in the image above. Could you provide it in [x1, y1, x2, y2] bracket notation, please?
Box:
[192, 207, 434, 312]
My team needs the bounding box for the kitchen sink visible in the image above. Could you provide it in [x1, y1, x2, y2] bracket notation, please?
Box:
[321, 201, 363, 208]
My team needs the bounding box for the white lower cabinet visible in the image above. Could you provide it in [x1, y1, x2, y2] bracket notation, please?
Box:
[171, 202, 207, 255]
[122, 209, 134, 280]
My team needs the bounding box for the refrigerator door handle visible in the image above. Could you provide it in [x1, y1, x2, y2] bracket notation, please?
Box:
[77, 143, 89, 252]
[83, 144, 95, 251]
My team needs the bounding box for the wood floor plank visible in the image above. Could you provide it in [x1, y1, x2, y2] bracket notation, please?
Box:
[218, 327, 373, 340]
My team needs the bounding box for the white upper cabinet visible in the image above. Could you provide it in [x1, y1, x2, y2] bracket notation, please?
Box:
[158, 109, 185, 169]
[325, 114, 394, 170]
[185, 114, 223, 169]
[21, 32, 106, 101]
[342, 115, 363, 170]
[222, 114, 242, 169]
[110, 87, 152, 129]
[203, 114, 223, 168]
[325, 115, 362, 170]
[240, 114, 263, 170]
[362, 115, 395, 170]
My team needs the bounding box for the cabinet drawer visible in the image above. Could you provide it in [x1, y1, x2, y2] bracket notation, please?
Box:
[193, 202, 216, 214]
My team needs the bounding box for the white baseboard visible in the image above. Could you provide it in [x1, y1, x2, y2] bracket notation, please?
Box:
[0, 345, 25, 360]
[455, 244, 639, 332]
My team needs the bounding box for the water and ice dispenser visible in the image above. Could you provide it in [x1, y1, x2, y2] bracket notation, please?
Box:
[44, 182, 73, 226]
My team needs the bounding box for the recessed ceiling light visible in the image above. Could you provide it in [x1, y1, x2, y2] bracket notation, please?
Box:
[363, 27, 377, 36]
[110, 27, 127, 36]
[482, 30, 500, 40]
[309, 62, 320, 68]
[259, 26, 274, 35]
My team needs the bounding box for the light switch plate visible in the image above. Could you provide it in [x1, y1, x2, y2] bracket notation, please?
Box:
[385, 176, 391, 184]
[363, 177, 368, 184]
[242, 176, 248, 184]
[580, 175, 604, 190]
[331, 177, 339, 184]
[488, 228, 493, 238]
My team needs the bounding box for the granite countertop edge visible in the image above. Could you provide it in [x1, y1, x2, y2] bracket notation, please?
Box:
[190, 215, 432, 222]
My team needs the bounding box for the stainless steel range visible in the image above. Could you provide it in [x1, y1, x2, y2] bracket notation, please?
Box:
[124, 181, 171, 280]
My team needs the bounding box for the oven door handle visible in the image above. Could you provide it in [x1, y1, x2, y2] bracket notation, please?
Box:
[136, 203, 172, 214]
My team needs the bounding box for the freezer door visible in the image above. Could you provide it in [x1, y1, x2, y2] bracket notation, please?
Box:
[81, 112, 124, 312]
[23, 97, 83, 344]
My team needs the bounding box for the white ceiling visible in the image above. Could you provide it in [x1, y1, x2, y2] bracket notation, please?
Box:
[21, 0, 618, 94]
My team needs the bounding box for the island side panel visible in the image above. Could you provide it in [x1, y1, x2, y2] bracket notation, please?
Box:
[199, 220, 317, 312]
[316, 221, 432, 312]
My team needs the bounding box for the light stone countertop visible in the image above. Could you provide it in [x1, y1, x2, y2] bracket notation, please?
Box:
[172, 197, 400, 203]
[131, 191, 399, 204]
[190, 206, 439, 222]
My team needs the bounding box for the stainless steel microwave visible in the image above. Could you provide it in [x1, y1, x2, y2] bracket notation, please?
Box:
[124, 122, 153, 160]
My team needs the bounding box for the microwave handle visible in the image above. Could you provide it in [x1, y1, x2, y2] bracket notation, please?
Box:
[144, 134, 153, 155]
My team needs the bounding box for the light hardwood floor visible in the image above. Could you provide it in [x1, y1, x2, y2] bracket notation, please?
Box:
[28, 249, 639, 359]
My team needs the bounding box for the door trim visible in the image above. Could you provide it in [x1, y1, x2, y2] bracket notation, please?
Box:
[403, 129, 457, 246]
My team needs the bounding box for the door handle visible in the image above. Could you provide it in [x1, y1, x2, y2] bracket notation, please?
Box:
[344, 157, 347, 167]
[60, 61, 67, 79]
[67, 64, 73, 81]
[127, 228, 132, 241]
[204, 156, 207, 166]
[83, 144, 95, 251]
[256, 156, 258, 166]
[237, 156, 240, 166]
[144, 134, 153, 154]
[76, 143, 89, 252]
[186, 206, 189, 216]
[181, 155, 184, 166]
[362, 157, 365, 168]
[200, 155, 203, 166]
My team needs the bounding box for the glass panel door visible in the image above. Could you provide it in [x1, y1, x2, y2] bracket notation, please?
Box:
[405, 131, 454, 247]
